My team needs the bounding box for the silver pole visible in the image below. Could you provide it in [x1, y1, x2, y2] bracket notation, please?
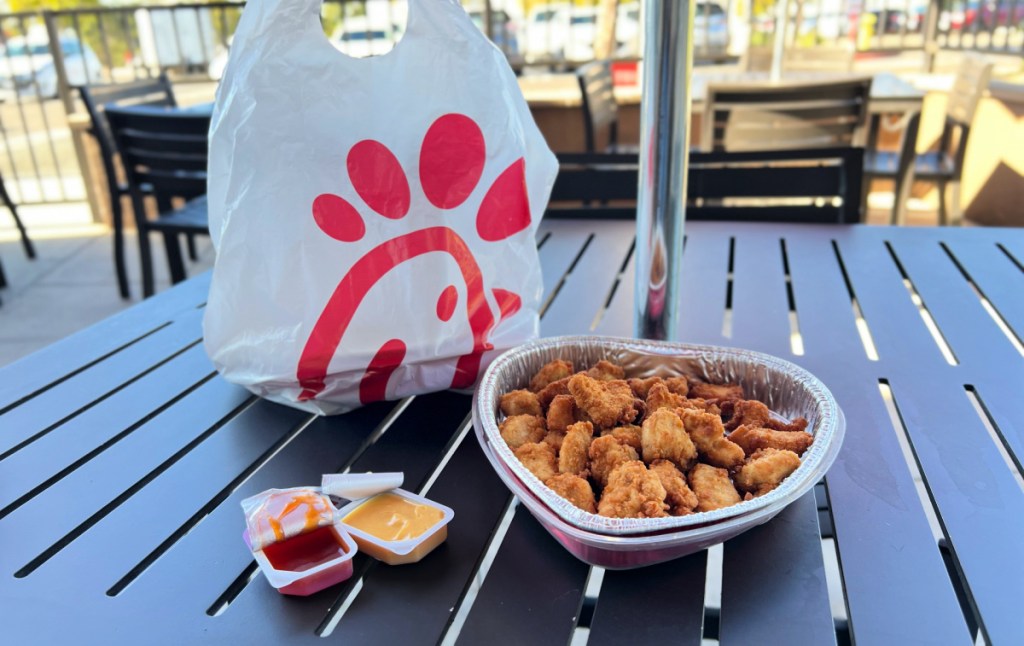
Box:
[634, 0, 695, 341]
[770, 0, 792, 81]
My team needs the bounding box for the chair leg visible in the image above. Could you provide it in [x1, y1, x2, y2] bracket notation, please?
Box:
[163, 232, 187, 285]
[112, 195, 131, 299]
[2, 187, 35, 260]
[936, 179, 949, 226]
[132, 196, 156, 298]
[186, 233, 198, 261]
[948, 179, 963, 226]
[0, 255, 7, 289]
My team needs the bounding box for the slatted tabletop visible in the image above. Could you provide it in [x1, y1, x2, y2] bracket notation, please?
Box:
[2, 220, 1022, 645]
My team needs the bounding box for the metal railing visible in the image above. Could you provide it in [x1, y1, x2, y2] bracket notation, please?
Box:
[0, 0, 1018, 208]
[748, 0, 1024, 56]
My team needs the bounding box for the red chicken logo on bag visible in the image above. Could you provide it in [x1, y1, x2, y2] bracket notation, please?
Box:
[296, 114, 531, 404]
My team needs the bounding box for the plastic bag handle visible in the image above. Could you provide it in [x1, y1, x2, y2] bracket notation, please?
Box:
[231, 0, 474, 59]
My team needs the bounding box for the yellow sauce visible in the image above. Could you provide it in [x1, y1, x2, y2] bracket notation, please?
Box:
[342, 493, 444, 541]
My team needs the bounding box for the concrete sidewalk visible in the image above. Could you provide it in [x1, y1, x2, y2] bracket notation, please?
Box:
[0, 201, 215, 367]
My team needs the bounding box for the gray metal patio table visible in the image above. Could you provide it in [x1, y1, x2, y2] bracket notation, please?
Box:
[1, 220, 1021, 644]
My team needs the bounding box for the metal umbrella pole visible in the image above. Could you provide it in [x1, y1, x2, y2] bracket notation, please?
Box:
[634, 0, 695, 341]
[770, 0, 792, 81]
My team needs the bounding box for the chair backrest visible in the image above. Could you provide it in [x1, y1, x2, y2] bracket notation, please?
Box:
[79, 75, 177, 195]
[946, 55, 992, 127]
[104, 106, 210, 211]
[576, 60, 618, 152]
[941, 55, 993, 176]
[745, 45, 855, 73]
[702, 77, 873, 152]
[548, 148, 865, 224]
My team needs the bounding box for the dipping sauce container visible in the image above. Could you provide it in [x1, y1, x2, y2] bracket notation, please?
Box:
[339, 489, 454, 565]
[241, 488, 358, 596]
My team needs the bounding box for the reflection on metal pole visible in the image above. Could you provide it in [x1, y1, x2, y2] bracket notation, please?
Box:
[635, 0, 694, 341]
[770, 0, 791, 81]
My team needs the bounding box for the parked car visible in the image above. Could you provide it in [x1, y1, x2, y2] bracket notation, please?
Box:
[524, 4, 603, 62]
[616, 2, 730, 60]
[0, 33, 103, 101]
[468, 8, 521, 56]
[332, 17, 399, 58]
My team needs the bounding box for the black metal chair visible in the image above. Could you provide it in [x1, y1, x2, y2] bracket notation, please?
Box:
[548, 148, 865, 224]
[0, 173, 36, 300]
[576, 60, 635, 154]
[104, 105, 211, 298]
[80, 75, 183, 298]
[863, 56, 992, 225]
[701, 78, 873, 152]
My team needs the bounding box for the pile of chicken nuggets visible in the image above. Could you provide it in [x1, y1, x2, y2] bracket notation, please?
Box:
[498, 358, 814, 519]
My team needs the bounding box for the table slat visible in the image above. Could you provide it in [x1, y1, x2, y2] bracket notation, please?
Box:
[0, 377, 250, 577]
[99, 403, 396, 640]
[728, 227, 794, 358]
[455, 506, 591, 646]
[25, 399, 310, 589]
[720, 492, 835, 646]
[0, 344, 214, 514]
[0, 307, 204, 456]
[782, 228, 972, 645]
[943, 238, 1024, 343]
[537, 223, 595, 302]
[206, 392, 472, 639]
[0, 274, 209, 410]
[541, 220, 636, 337]
[677, 226, 731, 344]
[888, 375, 1024, 646]
[834, 232, 952, 371]
[330, 437, 512, 644]
[586, 552, 707, 646]
[888, 237, 1023, 375]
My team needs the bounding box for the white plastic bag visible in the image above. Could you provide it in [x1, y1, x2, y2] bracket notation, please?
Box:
[204, 0, 557, 415]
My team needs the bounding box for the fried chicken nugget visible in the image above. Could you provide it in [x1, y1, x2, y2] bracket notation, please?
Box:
[645, 382, 688, 416]
[677, 397, 722, 416]
[734, 448, 802, 496]
[568, 374, 637, 429]
[500, 389, 542, 417]
[589, 435, 639, 487]
[587, 360, 626, 381]
[545, 473, 597, 513]
[664, 377, 690, 397]
[687, 380, 744, 401]
[628, 376, 664, 399]
[678, 408, 745, 469]
[650, 459, 698, 515]
[558, 421, 594, 475]
[537, 377, 571, 410]
[543, 430, 566, 452]
[688, 463, 741, 512]
[597, 461, 669, 518]
[514, 442, 558, 483]
[722, 399, 809, 433]
[729, 424, 814, 457]
[530, 359, 574, 393]
[499, 415, 546, 450]
[600, 424, 642, 451]
[546, 394, 577, 434]
[641, 408, 698, 469]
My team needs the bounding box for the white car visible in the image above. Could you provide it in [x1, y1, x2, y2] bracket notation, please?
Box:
[616, 2, 730, 60]
[524, 4, 602, 63]
[0, 33, 103, 101]
[332, 18, 399, 58]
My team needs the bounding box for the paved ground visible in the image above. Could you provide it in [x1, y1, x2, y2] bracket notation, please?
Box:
[0, 202, 215, 367]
